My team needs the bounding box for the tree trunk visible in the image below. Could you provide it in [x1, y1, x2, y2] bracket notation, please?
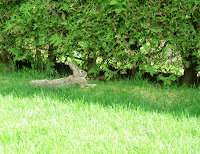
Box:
[48, 45, 56, 64]
[182, 55, 198, 85]
[87, 57, 96, 72]
[87, 57, 93, 72]
[131, 66, 139, 78]
[36, 50, 42, 72]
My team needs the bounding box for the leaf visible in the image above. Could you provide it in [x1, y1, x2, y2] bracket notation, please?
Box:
[3, 22, 15, 32]
[110, 0, 119, 5]
[196, 41, 200, 48]
[115, 8, 126, 13]
[50, 34, 63, 47]
[129, 39, 136, 45]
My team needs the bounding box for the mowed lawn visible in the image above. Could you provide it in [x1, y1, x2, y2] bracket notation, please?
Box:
[0, 70, 200, 153]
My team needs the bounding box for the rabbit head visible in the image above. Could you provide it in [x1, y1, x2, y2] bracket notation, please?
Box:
[68, 62, 87, 78]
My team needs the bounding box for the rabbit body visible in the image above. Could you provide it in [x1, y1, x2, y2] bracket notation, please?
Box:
[30, 62, 96, 88]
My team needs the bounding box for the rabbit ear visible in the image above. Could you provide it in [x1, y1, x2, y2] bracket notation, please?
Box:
[68, 62, 78, 71]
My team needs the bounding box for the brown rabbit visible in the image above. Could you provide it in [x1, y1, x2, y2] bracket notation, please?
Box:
[30, 62, 96, 88]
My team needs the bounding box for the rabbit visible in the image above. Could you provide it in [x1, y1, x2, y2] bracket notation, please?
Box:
[30, 62, 96, 88]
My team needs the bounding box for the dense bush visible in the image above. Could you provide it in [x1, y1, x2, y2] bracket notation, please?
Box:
[0, 0, 200, 84]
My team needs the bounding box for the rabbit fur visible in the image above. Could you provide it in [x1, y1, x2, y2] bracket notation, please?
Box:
[30, 62, 96, 88]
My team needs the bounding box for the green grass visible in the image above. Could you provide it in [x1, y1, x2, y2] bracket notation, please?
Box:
[0, 70, 200, 153]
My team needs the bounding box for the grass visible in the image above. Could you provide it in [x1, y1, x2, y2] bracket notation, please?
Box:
[0, 69, 200, 153]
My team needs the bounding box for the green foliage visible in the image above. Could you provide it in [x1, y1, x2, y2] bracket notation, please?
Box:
[0, 0, 200, 83]
[158, 74, 177, 86]
[88, 64, 101, 75]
